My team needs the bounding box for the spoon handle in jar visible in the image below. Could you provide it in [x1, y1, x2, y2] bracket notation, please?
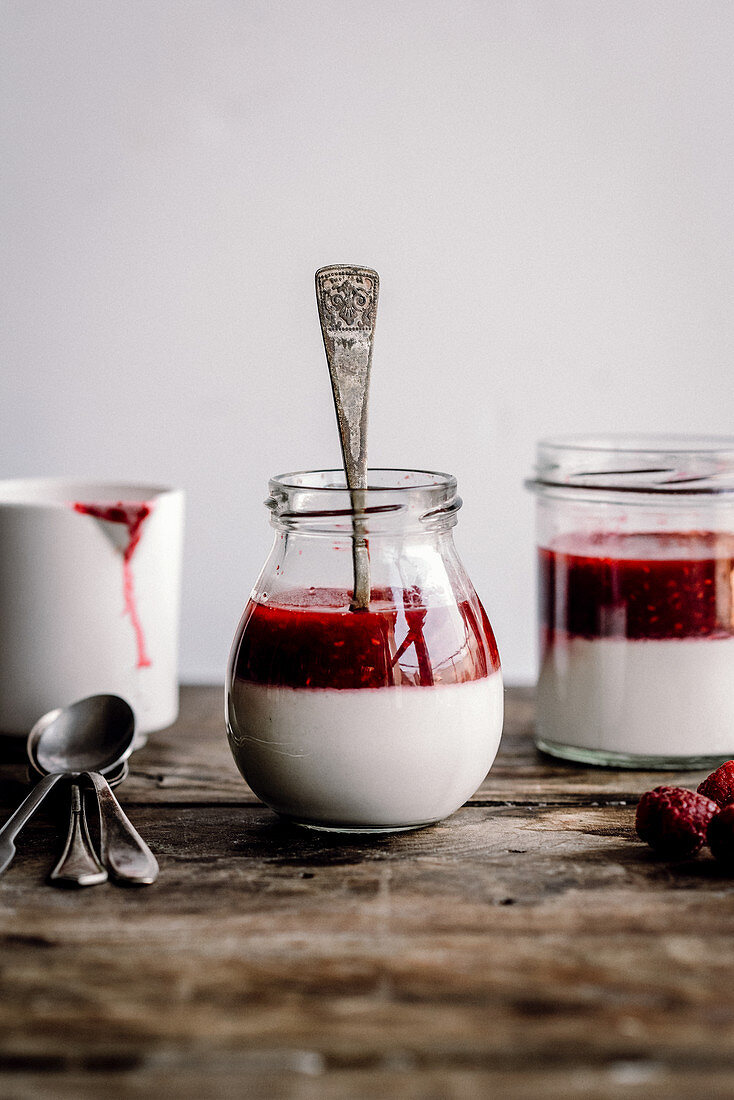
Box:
[315, 265, 379, 611]
[84, 771, 159, 885]
[49, 782, 108, 887]
[0, 772, 64, 876]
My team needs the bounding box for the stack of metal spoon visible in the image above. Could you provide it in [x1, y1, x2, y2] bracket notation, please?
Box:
[0, 694, 158, 886]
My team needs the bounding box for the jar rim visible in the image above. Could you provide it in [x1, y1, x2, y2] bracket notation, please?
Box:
[537, 433, 734, 455]
[528, 434, 734, 497]
[270, 468, 457, 493]
[267, 469, 461, 532]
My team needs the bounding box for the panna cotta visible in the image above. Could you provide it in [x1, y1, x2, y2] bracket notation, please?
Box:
[227, 588, 503, 830]
[537, 532, 734, 765]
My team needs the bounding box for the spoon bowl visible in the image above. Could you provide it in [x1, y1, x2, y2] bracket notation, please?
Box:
[29, 695, 135, 778]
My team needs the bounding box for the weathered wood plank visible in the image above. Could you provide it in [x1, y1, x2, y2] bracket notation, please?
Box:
[2, 803, 734, 1087]
[7, 1066, 734, 1100]
[2, 686, 734, 1099]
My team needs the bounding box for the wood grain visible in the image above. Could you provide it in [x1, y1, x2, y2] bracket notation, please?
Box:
[1, 686, 733, 1099]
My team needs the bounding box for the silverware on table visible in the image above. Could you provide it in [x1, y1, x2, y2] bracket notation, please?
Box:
[28, 696, 158, 886]
[48, 781, 108, 887]
[27, 711, 130, 887]
[82, 768, 157, 886]
[42, 761, 129, 887]
[0, 694, 158, 886]
[27, 702, 132, 886]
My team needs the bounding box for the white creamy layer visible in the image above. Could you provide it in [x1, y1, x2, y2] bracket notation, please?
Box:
[538, 636, 734, 757]
[227, 674, 504, 826]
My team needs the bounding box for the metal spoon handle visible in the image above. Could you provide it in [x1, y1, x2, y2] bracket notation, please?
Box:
[84, 771, 158, 885]
[316, 265, 379, 610]
[0, 772, 63, 876]
[49, 783, 108, 887]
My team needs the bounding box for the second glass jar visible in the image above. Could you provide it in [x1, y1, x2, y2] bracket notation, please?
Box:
[527, 435, 734, 769]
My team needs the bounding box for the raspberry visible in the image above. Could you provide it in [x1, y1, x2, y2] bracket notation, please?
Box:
[635, 786, 719, 859]
[698, 760, 734, 808]
[707, 806, 734, 867]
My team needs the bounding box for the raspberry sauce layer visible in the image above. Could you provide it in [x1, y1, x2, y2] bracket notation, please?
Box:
[540, 531, 734, 641]
[231, 587, 500, 689]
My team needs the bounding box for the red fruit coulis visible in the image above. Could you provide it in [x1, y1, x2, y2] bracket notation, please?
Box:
[540, 531, 734, 642]
[72, 501, 153, 668]
[231, 587, 500, 690]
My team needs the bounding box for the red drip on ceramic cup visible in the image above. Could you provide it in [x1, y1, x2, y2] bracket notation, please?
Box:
[0, 479, 184, 744]
[72, 501, 153, 669]
[526, 435, 734, 769]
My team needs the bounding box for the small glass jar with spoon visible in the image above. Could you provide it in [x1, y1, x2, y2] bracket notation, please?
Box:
[226, 267, 504, 831]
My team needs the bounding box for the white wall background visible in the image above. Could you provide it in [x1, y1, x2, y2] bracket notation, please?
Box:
[2, 1, 733, 683]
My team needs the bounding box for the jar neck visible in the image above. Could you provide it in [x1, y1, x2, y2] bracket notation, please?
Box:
[266, 469, 461, 537]
[527, 434, 734, 503]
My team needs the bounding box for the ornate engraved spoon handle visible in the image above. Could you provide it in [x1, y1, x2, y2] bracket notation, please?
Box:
[315, 265, 379, 610]
[49, 782, 108, 887]
[84, 771, 159, 885]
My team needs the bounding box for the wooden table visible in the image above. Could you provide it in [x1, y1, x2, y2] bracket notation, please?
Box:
[1, 685, 733, 1099]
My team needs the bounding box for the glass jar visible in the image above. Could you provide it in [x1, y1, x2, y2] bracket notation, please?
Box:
[226, 469, 503, 832]
[527, 435, 734, 768]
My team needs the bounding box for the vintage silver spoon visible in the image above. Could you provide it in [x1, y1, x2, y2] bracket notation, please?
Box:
[28, 695, 158, 885]
[316, 265, 379, 610]
[27, 749, 129, 887]
[49, 781, 108, 887]
[0, 695, 132, 878]
[28, 705, 130, 887]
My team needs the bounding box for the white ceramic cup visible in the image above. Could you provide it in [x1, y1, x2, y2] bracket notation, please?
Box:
[0, 479, 184, 744]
